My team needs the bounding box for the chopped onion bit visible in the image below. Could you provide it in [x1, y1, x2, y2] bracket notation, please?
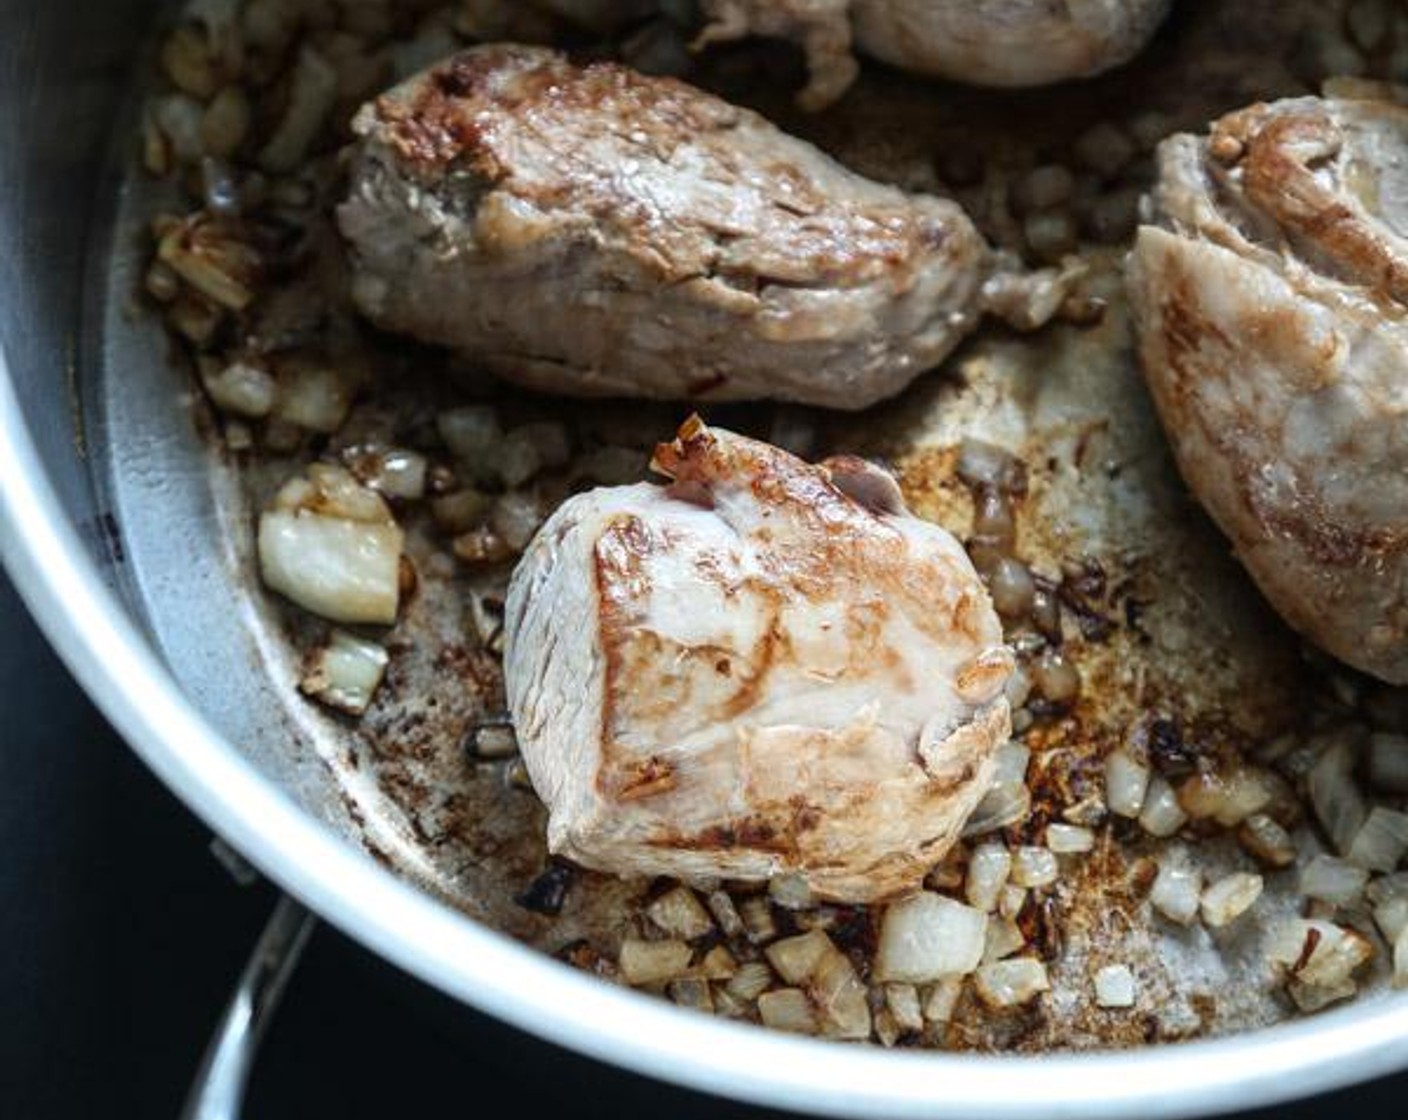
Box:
[1139, 774, 1189, 838]
[1200, 872, 1263, 928]
[1347, 806, 1408, 873]
[1047, 823, 1095, 854]
[618, 938, 691, 986]
[1105, 748, 1150, 818]
[974, 958, 1050, 1009]
[258, 465, 404, 625]
[1094, 964, 1136, 1009]
[298, 628, 388, 716]
[1011, 846, 1059, 888]
[1150, 859, 1201, 926]
[646, 886, 714, 941]
[876, 893, 987, 982]
[966, 843, 1012, 912]
[1299, 854, 1369, 908]
[763, 930, 870, 1039]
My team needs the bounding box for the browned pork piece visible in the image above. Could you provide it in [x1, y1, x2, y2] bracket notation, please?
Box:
[699, 0, 1172, 108]
[503, 419, 1014, 903]
[1127, 88, 1408, 684]
[337, 45, 993, 410]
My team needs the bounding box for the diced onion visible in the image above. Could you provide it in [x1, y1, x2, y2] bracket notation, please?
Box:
[1347, 806, 1408, 873]
[764, 930, 870, 1039]
[1200, 872, 1263, 928]
[876, 893, 987, 982]
[724, 960, 773, 1001]
[1150, 859, 1201, 925]
[1177, 767, 1275, 827]
[1139, 775, 1188, 838]
[1367, 733, 1408, 794]
[1047, 823, 1095, 854]
[757, 988, 817, 1035]
[259, 46, 338, 172]
[258, 514, 401, 624]
[922, 976, 963, 1023]
[491, 491, 545, 551]
[885, 983, 924, 1034]
[1237, 813, 1296, 869]
[618, 938, 691, 986]
[1094, 964, 1136, 1009]
[1011, 846, 1058, 888]
[1395, 927, 1408, 990]
[201, 358, 275, 419]
[668, 977, 713, 1013]
[646, 887, 714, 941]
[1374, 896, 1408, 944]
[982, 916, 1026, 963]
[437, 405, 502, 464]
[1105, 748, 1150, 818]
[966, 843, 1012, 912]
[1268, 919, 1372, 989]
[1300, 854, 1369, 908]
[769, 872, 814, 911]
[298, 629, 388, 716]
[963, 784, 1031, 838]
[974, 958, 1049, 1009]
[706, 890, 744, 938]
[1309, 736, 1368, 856]
[998, 884, 1027, 921]
[697, 945, 738, 980]
[274, 358, 357, 434]
[258, 466, 403, 625]
[738, 895, 777, 945]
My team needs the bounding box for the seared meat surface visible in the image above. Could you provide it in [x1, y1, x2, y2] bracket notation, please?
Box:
[338, 45, 992, 410]
[700, 0, 1171, 107]
[504, 419, 1013, 902]
[1128, 89, 1408, 684]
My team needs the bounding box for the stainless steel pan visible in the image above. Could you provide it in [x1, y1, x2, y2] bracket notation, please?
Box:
[4, 2, 1408, 1116]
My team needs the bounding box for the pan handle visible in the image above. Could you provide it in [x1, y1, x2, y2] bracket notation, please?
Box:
[180, 894, 317, 1120]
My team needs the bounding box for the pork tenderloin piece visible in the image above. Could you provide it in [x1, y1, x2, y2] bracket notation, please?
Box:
[504, 419, 1014, 902]
[337, 45, 991, 410]
[699, 0, 1172, 109]
[1127, 89, 1408, 684]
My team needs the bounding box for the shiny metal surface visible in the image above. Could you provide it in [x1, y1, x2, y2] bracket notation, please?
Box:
[181, 896, 316, 1120]
[3, 3, 1408, 1117]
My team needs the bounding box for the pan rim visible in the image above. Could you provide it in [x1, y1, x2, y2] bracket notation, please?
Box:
[3, 347, 1408, 1118]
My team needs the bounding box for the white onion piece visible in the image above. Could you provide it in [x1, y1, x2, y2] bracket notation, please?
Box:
[1367, 732, 1408, 794]
[1046, 823, 1095, 854]
[769, 872, 814, 910]
[1395, 927, 1408, 990]
[618, 938, 691, 986]
[491, 491, 545, 551]
[963, 783, 1031, 838]
[364, 449, 428, 500]
[437, 405, 502, 465]
[965, 843, 1012, 912]
[923, 977, 963, 1023]
[764, 930, 870, 1039]
[982, 916, 1026, 963]
[298, 629, 388, 716]
[1200, 872, 1263, 928]
[885, 983, 924, 1034]
[274, 360, 356, 434]
[1237, 813, 1296, 869]
[259, 513, 401, 624]
[1011, 846, 1058, 888]
[991, 740, 1032, 786]
[876, 893, 986, 982]
[1269, 919, 1373, 989]
[1347, 807, 1408, 873]
[1374, 896, 1408, 944]
[201, 359, 276, 419]
[706, 891, 744, 938]
[259, 46, 337, 172]
[1094, 964, 1136, 1009]
[757, 988, 816, 1034]
[1300, 854, 1369, 908]
[259, 466, 403, 625]
[1309, 736, 1368, 856]
[974, 959, 1049, 1009]
[724, 960, 772, 1001]
[646, 887, 714, 941]
[998, 884, 1027, 921]
[697, 945, 737, 980]
[1105, 749, 1150, 818]
[1150, 859, 1201, 925]
[1138, 775, 1188, 838]
[1178, 767, 1275, 827]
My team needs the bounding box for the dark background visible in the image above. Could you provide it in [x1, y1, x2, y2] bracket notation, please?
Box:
[2, 572, 1403, 1120]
